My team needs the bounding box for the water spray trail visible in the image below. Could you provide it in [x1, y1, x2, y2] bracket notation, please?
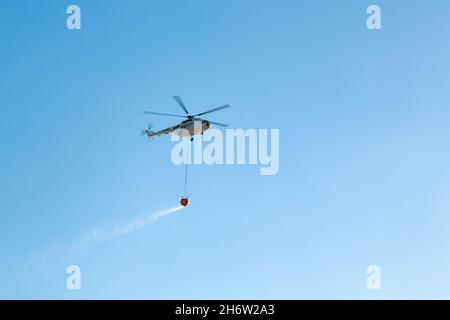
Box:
[74, 205, 185, 251]
[28, 205, 185, 273]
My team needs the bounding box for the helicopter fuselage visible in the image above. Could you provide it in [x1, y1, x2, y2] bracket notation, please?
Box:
[173, 119, 211, 137]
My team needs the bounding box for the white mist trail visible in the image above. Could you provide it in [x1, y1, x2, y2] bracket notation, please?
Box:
[29, 205, 185, 273]
[74, 205, 185, 251]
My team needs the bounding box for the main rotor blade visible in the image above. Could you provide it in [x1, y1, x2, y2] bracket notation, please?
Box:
[143, 111, 187, 118]
[193, 104, 231, 117]
[172, 96, 190, 115]
[209, 121, 228, 127]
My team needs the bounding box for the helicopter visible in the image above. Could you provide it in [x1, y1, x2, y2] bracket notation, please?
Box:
[142, 96, 230, 141]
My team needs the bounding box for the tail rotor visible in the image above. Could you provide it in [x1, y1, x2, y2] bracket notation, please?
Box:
[141, 124, 153, 137]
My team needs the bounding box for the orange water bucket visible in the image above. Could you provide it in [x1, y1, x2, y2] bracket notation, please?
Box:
[180, 198, 189, 207]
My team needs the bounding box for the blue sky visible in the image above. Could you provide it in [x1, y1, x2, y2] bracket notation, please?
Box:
[1, 0, 450, 299]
